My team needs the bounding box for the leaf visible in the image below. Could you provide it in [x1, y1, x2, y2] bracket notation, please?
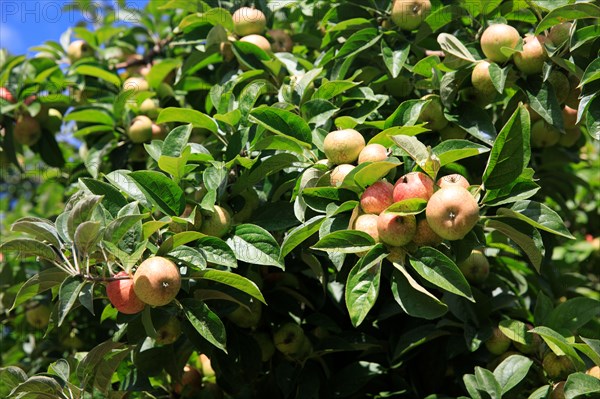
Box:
[486, 219, 543, 272]
[157, 232, 204, 256]
[385, 198, 427, 215]
[129, 171, 186, 217]
[530, 326, 585, 370]
[499, 319, 536, 346]
[313, 230, 376, 254]
[525, 79, 564, 129]
[0, 366, 27, 398]
[7, 376, 63, 397]
[564, 373, 600, 399]
[446, 104, 497, 145]
[409, 247, 474, 301]
[493, 354, 534, 395]
[432, 140, 490, 166]
[546, 297, 600, 332]
[74, 65, 121, 86]
[9, 269, 67, 310]
[230, 153, 299, 196]
[226, 224, 283, 269]
[161, 124, 192, 157]
[74, 221, 102, 253]
[157, 107, 218, 134]
[181, 298, 227, 353]
[158, 146, 192, 183]
[390, 135, 429, 166]
[335, 28, 381, 59]
[390, 266, 448, 320]
[384, 99, 427, 129]
[64, 109, 114, 126]
[197, 269, 265, 304]
[77, 340, 125, 388]
[147, 58, 181, 89]
[482, 105, 530, 190]
[353, 160, 402, 189]
[197, 236, 237, 268]
[249, 106, 312, 145]
[345, 245, 387, 327]
[80, 178, 128, 216]
[104, 214, 147, 244]
[57, 276, 86, 326]
[381, 41, 410, 78]
[437, 33, 476, 62]
[10, 217, 61, 248]
[535, 3, 600, 34]
[0, 238, 57, 261]
[474, 367, 502, 399]
[313, 80, 359, 100]
[67, 195, 103, 238]
[498, 200, 574, 239]
[168, 245, 207, 270]
[301, 99, 339, 126]
[280, 216, 325, 258]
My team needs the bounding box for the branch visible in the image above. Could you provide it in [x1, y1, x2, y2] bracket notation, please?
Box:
[80, 274, 132, 283]
[113, 36, 174, 70]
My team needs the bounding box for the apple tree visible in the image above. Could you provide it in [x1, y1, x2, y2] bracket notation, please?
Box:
[1, 0, 599, 398]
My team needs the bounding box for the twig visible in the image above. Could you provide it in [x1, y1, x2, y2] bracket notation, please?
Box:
[113, 36, 175, 70]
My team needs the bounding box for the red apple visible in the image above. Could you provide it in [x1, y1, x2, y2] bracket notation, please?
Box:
[106, 271, 146, 314]
[358, 143, 388, 164]
[354, 214, 380, 243]
[437, 174, 470, 189]
[425, 186, 479, 240]
[361, 181, 394, 214]
[133, 257, 181, 307]
[377, 212, 417, 246]
[393, 172, 434, 202]
[0, 87, 15, 103]
[411, 218, 443, 247]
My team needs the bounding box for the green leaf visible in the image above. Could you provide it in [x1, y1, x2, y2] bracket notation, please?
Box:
[104, 214, 146, 244]
[535, 3, 600, 34]
[147, 58, 181, 89]
[57, 276, 86, 326]
[391, 135, 440, 179]
[381, 41, 410, 78]
[7, 376, 63, 397]
[0, 238, 57, 261]
[74, 65, 121, 86]
[0, 366, 27, 398]
[77, 340, 125, 389]
[345, 245, 387, 327]
[499, 319, 536, 346]
[446, 104, 497, 145]
[493, 354, 534, 395]
[301, 99, 339, 126]
[230, 153, 299, 196]
[385, 198, 427, 215]
[546, 297, 600, 332]
[9, 269, 67, 311]
[64, 109, 114, 126]
[157, 107, 218, 134]
[437, 33, 476, 62]
[530, 326, 585, 370]
[432, 139, 490, 166]
[168, 245, 207, 270]
[335, 28, 381, 59]
[11, 217, 61, 248]
[486, 219, 543, 272]
[157, 232, 204, 256]
[158, 145, 192, 183]
[482, 105, 530, 190]
[181, 298, 227, 353]
[369, 126, 430, 147]
[67, 195, 103, 238]
[226, 224, 283, 269]
[249, 106, 312, 145]
[564, 373, 600, 399]
[196, 236, 237, 268]
[474, 367, 502, 399]
[161, 124, 192, 157]
[74, 221, 102, 253]
[129, 171, 186, 217]
[409, 247, 474, 301]
[313, 230, 376, 254]
[488, 63, 510, 94]
[498, 200, 574, 239]
[80, 178, 128, 216]
[353, 160, 401, 189]
[525, 79, 564, 129]
[178, 8, 234, 31]
[384, 99, 427, 128]
[391, 266, 448, 320]
[197, 270, 265, 304]
[313, 80, 359, 100]
[280, 216, 325, 258]
[577, 337, 600, 367]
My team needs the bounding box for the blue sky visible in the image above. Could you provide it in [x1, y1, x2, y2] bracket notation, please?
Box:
[0, 0, 148, 55]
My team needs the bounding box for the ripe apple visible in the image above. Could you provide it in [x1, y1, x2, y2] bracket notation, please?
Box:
[514, 323, 542, 355]
[358, 143, 388, 164]
[485, 327, 511, 355]
[439, 122, 467, 140]
[377, 212, 417, 246]
[273, 323, 307, 356]
[548, 71, 570, 104]
[514, 35, 551, 75]
[361, 181, 394, 214]
[480, 23, 520, 63]
[127, 115, 153, 143]
[411, 218, 443, 247]
[269, 29, 293, 52]
[562, 105, 579, 129]
[437, 174, 470, 189]
[471, 60, 498, 97]
[140, 98, 159, 119]
[133, 257, 181, 307]
[354, 214, 380, 243]
[252, 332, 276, 362]
[547, 22, 572, 46]
[67, 40, 94, 62]
[173, 364, 203, 396]
[106, 271, 146, 314]
[123, 76, 150, 93]
[0, 87, 15, 103]
[240, 34, 272, 53]
[25, 304, 51, 329]
[531, 119, 561, 148]
[418, 94, 448, 131]
[151, 123, 168, 140]
[323, 129, 366, 164]
[200, 205, 232, 238]
[13, 114, 42, 146]
[233, 7, 267, 36]
[458, 250, 490, 284]
[155, 316, 182, 345]
[542, 352, 576, 380]
[227, 298, 262, 328]
[587, 366, 600, 378]
[425, 186, 479, 240]
[550, 381, 566, 399]
[390, 0, 431, 31]
[330, 164, 355, 187]
[393, 172, 434, 202]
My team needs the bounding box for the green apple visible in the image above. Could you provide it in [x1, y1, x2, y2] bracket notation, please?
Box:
[411, 218, 443, 247]
[547, 22, 572, 47]
[233, 7, 267, 36]
[480, 23, 520, 63]
[13, 114, 42, 146]
[330, 164, 355, 187]
[123, 76, 150, 93]
[273, 323, 306, 356]
[155, 316, 182, 345]
[67, 40, 94, 62]
[390, 0, 431, 31]
[471, 60, 497, 97]
[547, 71, 570, 104]
[127, 115, 153, 143]
[514, 35, 551, 75]
[458, 250, 490, 284]
[439, 122, 468, 140]
[485, 327, 511, 355]
[354, 214, 380, 243]
[358, 143, 388, 164]
[531, 119, 561, 148]
[252, 332, 276, 362]
[323, 129, 365, 165]
[418, 94, 448, 131]
[227, 298, 262, 328]
[25, 304, 51, 329]
[240, 34, 272, 53]
[140, 98, 159, 119]
[542, 352, 575, 380]
[200, 205, 232, 238]
[268, 29, 293, 52]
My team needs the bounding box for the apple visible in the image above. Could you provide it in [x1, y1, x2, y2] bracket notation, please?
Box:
[129, 144, 147, 163]
[252, 332, 276, 362]
[558, 127, 581, 148]
[240, 34, 272, 53]
[67, 40, 94, 62]
[227, 298, 262, 328]
[548, 71, 570, 104]
[106, 271, 146, 314]
[170, 204, 203, 233]
[140, 98, 159, 119]
[173, 364, 203, 396]
[358, 143, 388, 164]
[232, 188, 260, 224]
[151, 123, 168, 140]
[550, 381, 565, 399]
[393, 172, 434, 202]
[200, 205, 232, 238]
[471, 60, 497, 97]
[480, 23, 520, 63]
[133, 256, 181, 307]
[269, 29, 293, 52]
[547, 22, 572, 46]
[199, 353, 215, 377]
[127, 115, 153, 143]
[458, 250, 490, 284]
[361, 181, 394, 214]
[524, 103, 542, 123]
[562, 105, 579, 129]
[330, 164, 355, 187]
[390, 0, 431, 31]
[377, 212, 417, 247]
[411, 218, 443, 247]
[273, 323, 307, 356]
[514, 35, 551, 75]
[418, 94, 448, 131]
[233, 7, 267, 36]
[220, 41, 235, 62]
[542, 352, 576, 380]
[439, 122, 468, 140]
[485, 327, 511, 355]
[25, 304, 51, 329]
[587, 366, 600, 378]
[13, 114, 42, 146]
[387, 246, 409, 264]
[514, 323, 542, 355]
[123, 76, 150, 93]
[155, 316, 181, 345]
[531, 119, 561, 148]
[354, 214, 380, 243]
[323, 129, 366, 164]
[425, 186, 479, 240]
[0, 87, 15, 103]
[437, 174, 470, 189]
